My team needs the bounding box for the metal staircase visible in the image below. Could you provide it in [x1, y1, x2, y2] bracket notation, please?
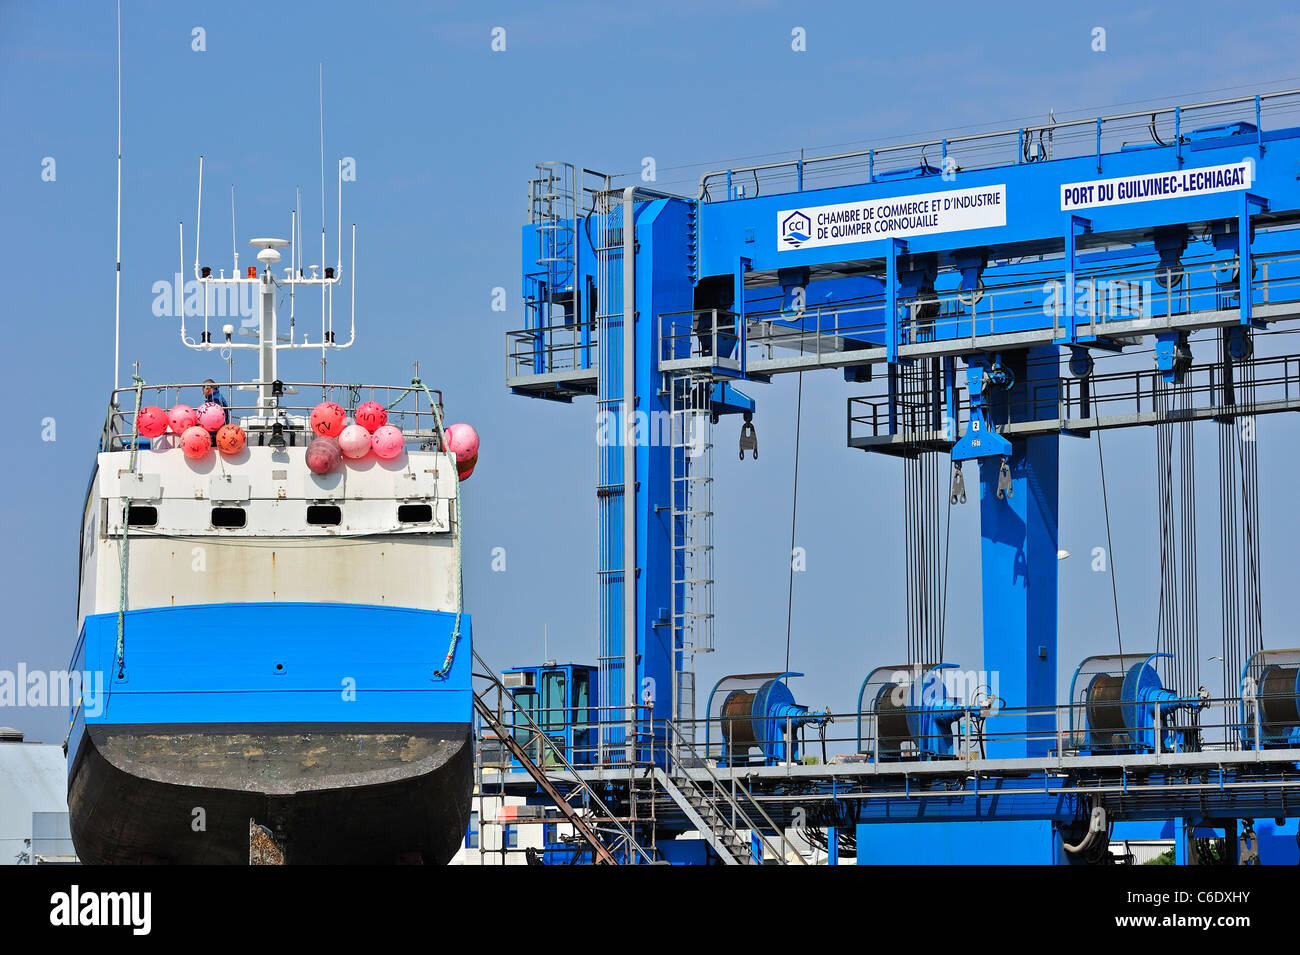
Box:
[471, 649, 654, 865]
[658, 720, 806, 865]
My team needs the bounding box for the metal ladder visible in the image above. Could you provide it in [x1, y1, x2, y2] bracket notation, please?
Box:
[471, 649, 655, 865]
[669, 373, 715, 750]
[525, 162, 594, 375]
[528, 161, 579, 299]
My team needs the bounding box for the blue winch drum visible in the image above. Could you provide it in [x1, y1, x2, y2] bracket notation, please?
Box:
[1259, 665, 1300, 733]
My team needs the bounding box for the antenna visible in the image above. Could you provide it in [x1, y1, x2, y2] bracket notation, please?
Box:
[319, 63, 326, 250]
[319, 63, 328, 381]
[330, 157, 342, 340]
[289, 206, 296, 342]
[194, 155, 203, 277]
[337, 157, 343, 277]
[178, 219, 192, 346]
[231, 184, 238, 276]
[349, 222, 356, 345]
[112, 0, 122, 391]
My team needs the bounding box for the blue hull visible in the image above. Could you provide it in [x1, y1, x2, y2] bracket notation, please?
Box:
[67, 603, 472, 864]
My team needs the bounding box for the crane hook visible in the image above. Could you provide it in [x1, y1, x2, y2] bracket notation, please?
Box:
[739, 415, 758, 460]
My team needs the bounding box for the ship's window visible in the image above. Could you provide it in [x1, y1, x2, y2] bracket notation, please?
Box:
[397, 503, 433, 523]
[466, 811, 479, 850]
[504, 824, 518, 849]
[307, 505, 341, 525]
[211, 507, 247, 529]
[127, 505, 157, 527]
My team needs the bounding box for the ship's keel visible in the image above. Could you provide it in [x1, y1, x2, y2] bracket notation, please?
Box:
[69, 723, 472, 865]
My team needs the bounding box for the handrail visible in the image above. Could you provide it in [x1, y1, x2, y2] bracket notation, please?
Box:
[662, 718, 807, 865]
[698, 87, 1300, 200]
[472, 649, 656, 865]
[659, 692, 1273, 762]
[100, 379, 448, 452]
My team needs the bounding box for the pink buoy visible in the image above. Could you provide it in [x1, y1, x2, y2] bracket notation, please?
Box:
[180, 426, 211, 459]
[196, 401, 227, 431]
[338, 424, 372, 459]
[444, 422, 479, 463]
[136, 406, 167, 438]
[370, 424, 405, 460]
[310, 401, 347, 438]
[306, 435, 342, 474]
[167, 405, 197, 434]
[457, 451, 477, 482]
[215, 424, 246, 455]
[457, 462, 475, 480]
[354, 400, 387, 433]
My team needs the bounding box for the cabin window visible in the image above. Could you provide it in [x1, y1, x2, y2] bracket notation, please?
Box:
[541, 670, 566, 733]
[397, 503, 433, 523]
[126, 505, 158, 527]
[573, 669, 590, 728]
[307, 505, 342, 525]
[211, 507, 247, 529]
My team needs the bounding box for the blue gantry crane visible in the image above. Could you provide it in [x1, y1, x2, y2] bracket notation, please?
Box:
[491, 90, 1300, 865]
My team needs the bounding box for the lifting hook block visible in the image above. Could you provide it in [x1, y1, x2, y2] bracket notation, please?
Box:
[996, 457, 1013, 500]
[950, 461, 967, 505]
[739, 417, 758, 460]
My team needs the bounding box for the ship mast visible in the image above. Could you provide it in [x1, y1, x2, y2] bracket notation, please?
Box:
[251, 239, 289, 413]
[180, 154, 356, 414]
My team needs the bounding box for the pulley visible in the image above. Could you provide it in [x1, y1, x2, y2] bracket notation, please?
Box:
[739, 413, 758, 460]
[950, 461, 967, 505]
[996, 457, 1013, 499]
[1239, 821, 1259, 865]
[1068, 346, 1094, 378]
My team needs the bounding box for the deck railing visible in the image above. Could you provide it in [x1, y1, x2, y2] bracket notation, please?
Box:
[101, 379, 445, 452]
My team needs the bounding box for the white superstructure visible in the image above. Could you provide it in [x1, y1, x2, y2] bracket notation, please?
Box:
[78, 442, 460, 635]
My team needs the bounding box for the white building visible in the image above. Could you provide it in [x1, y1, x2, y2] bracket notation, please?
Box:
[0, 728, 78, 864]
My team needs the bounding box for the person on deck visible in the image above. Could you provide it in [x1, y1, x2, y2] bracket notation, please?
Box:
[202, 379, 230, 426]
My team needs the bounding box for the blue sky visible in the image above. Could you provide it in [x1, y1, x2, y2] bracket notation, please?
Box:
[3, 0, 1300, 745]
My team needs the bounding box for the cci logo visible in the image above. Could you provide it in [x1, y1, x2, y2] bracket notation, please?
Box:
[780, 211, 811, 248]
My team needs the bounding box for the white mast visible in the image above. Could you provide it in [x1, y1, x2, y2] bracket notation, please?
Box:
[250, 239, 289, 413]
[112, 0, 122, 391]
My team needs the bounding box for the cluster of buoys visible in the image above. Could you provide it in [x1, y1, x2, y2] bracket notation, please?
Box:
[136, 397, 477, 478]
[305, 400, 409, 475]
[136, 403, 246, 460]
[444, 421, 480, 481]
[304, 402, 479, 481]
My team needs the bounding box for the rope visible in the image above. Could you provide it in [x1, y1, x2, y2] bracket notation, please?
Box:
[900, 358, 944, 666]
[784, 371, 803, 675]
[114, 373, 145, 681]
[939, 461, 952, 662]
[412, 377, 463, 678]
[1154, 375, 1200, 702]
[1218, 329, 1263, 698]
[1096, 430, 1123, 655]
[1155, 385, 1177, 677]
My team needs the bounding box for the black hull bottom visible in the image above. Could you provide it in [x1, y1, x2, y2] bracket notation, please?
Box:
[69, 723, 472, 865]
